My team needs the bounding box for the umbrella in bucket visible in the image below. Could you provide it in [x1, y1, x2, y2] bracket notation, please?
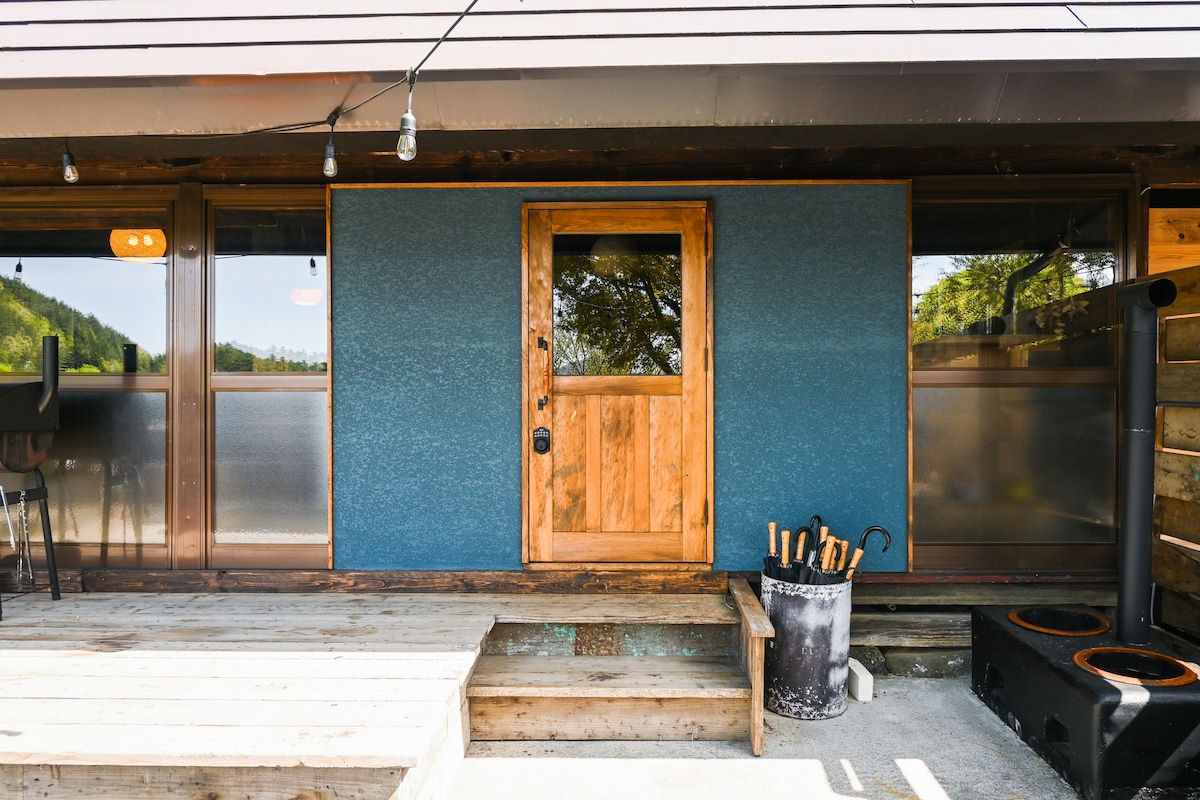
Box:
[762, 518, 891, 585]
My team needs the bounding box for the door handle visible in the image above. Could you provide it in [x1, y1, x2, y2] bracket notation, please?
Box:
[537, 336, 550, 412]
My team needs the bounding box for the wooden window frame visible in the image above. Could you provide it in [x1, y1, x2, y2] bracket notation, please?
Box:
[909, 176, 1137, 573]
[202, 187, 331, 569]
[0, 187, 177, 568]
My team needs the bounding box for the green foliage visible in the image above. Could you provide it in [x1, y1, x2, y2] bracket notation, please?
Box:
[214, 342, 255, 372]
[553, 253, 682, 376]
[913, 252, 1111, 344]
[0, 275, 164, 373]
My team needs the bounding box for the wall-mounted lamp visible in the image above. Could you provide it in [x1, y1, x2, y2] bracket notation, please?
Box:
[310, 257, 319, 277]
[396, 72, 418, 162]
[61, 144, 79, 184]
[14, 257, 23, 277]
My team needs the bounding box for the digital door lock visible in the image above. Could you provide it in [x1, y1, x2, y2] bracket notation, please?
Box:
[532, 426, 551, 454]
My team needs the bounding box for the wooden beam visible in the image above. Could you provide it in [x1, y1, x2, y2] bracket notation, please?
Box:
[0, 765, 404, 800]
[728, 578, 771, 757]
[1155, 262, 1200, 315]
[849, 581, 1117, 608]
[1158, 363, 1200, 406]
[1155, 450, 1200, 503]
[850, 611, 971, 648]
[1161, 588, 1200, 638]
[77, 569, 730, 594]
[1156, 495, 1200, 547]
[1153, 536, 1200, 597]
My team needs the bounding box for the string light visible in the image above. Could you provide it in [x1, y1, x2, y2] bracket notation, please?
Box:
[61, 143, 79, 184]
[397, 73, 417, 162]
[53, 0, 479, 178]
[322, 113, 339, 179]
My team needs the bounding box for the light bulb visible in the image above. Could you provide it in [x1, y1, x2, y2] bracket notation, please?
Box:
[322, 141, 338, 178]
[62, 150, 79, 183]
[396, 109, 417, 162]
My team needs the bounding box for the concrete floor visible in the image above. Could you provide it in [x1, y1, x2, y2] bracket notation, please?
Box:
[450, 676, 1082, 800]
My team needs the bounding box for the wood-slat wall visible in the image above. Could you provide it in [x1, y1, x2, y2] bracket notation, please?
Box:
[1149, 209, 1200, 275]
[1151, 254, 1200, 638]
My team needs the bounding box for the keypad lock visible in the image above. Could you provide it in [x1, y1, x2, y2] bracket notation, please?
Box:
[532, 426, 551, 454]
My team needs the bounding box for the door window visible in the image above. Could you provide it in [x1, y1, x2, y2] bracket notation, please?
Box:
[552, 233, 683, 376]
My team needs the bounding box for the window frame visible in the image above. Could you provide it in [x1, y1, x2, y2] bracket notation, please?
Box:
[909, 175, 1137, 572]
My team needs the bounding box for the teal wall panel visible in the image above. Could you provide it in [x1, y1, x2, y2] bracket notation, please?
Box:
[331, 183, 909, 571]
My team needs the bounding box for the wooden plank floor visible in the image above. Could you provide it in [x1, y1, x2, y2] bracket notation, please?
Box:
[0, 590, 743, 799]
[0, 591, 498, 800]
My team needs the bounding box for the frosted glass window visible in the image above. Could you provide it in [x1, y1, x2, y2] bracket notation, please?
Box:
[24, 392, 168, 546]
[912, 386, 1117, 545]
[213, 392, 328, 545]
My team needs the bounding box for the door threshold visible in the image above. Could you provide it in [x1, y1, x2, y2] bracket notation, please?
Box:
[524, 562, 713, 572]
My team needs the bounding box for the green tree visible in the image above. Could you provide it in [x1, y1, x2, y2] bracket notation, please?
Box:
[0, 275, 164, 373]
[214, 342, 255, 372]
[913, 252, 1109, 344]
[553, 253, 682, 375]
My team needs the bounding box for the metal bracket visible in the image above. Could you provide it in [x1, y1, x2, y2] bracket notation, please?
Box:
[537, 395, 549, 410]
[537, 336, 548, 350]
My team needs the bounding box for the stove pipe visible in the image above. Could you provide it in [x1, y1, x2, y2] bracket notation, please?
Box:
[1115, 278, 1176, 645]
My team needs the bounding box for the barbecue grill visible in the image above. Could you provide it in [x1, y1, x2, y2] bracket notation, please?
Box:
[0, 336, 62, 614]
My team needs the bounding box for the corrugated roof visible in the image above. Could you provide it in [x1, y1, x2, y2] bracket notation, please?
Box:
[1, 1, 1198, 140]
[1, 1, 1198, 81]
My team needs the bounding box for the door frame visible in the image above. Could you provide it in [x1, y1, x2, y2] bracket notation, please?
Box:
[520, 200, 715, 570]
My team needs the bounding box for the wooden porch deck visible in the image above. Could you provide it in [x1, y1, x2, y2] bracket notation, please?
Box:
[0, 590, 757, 800]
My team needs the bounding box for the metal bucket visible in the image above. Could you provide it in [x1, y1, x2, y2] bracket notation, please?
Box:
[761, 573, 852, 720]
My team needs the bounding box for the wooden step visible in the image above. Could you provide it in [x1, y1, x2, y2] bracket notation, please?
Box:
[467, 655, 752, 742]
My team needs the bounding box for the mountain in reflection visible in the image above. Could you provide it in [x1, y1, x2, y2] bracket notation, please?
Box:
[0, 275, 164, 373]
[215, 341, 326, 372]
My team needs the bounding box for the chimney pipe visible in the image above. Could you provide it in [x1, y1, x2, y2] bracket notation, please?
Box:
[36, 335, 58, 416]
[1114, 278, 1176, 645]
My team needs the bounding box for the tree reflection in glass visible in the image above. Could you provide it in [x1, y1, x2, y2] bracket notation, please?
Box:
[552, 233, 682, 376]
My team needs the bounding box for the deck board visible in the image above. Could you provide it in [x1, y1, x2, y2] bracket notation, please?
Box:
[469, 654, 750, 698]
[0, 592, 495, 797]
[0, 590, 744, 797]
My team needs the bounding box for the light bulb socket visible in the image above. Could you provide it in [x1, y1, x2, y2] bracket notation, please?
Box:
[397, 110, 418, 162]
[61, 150, 79, 184]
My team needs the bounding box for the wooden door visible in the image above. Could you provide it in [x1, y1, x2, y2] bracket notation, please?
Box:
[524, 202, 712, 566]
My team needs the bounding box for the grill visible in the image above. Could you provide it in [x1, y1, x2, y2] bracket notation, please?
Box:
[0, 336, 62, 615]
